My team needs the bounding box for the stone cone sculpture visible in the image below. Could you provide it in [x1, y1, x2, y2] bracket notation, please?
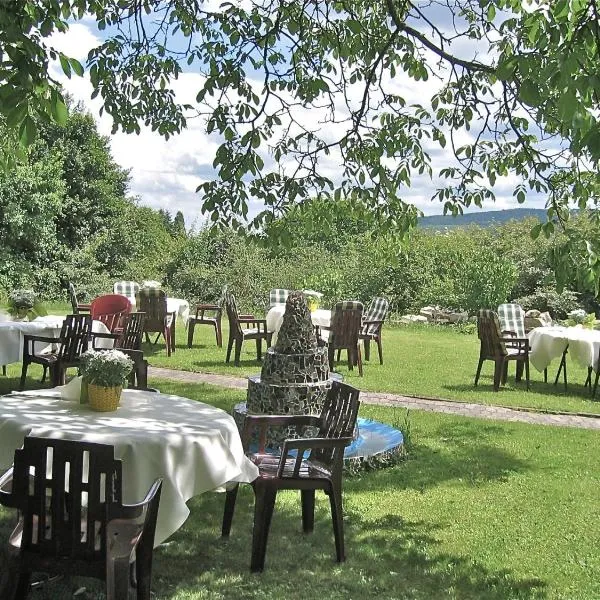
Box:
[245, 291, 333, 444]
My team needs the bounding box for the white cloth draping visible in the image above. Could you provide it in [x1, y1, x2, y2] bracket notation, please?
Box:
[266, 306, 331, 333]
[0, 388, 258, 546]
[528, 326, 600, 372]
[0, 317, 112, 365]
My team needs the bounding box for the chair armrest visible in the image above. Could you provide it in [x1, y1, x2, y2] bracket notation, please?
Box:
[23, 334, 60, 344]
[501, 329, 517, 337]
[115, 478, 163, 521]
[362, 319, 383, 326]
[238, 314, 256, 319]
[0, 467, 15, 507]
[91, 331, 120, 349]
[242, 414, 322, 451]
[500, 336, 529, 350]
[278, 437, 352, 478]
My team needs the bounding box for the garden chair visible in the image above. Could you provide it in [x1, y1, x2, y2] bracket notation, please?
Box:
[225, 292, 273, 365]
[113, 281, 140, 307]
[92, 312, 146, 352]
[20, 314, 92, 389]
[0, 436, 162, 600]
[90, 294, 132, 333]
[474, 309, 530, 391]
[135, 288, 176, 356]
[320, 301, 364, 376]
[359, 296, 389, 364]
[268, 289, 291, 310]
[222, 380, 360, 572]
[67, 282, 91, 315]
[187, 303, 223, 348]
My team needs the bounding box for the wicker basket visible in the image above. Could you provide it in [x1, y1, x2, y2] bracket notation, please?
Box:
[88, 384, 122, 412]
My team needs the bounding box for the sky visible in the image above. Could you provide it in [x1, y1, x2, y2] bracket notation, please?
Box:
[47, 13, 548, 229]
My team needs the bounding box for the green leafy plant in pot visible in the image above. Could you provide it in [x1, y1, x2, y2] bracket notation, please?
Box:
[7, 289, 47, 321]
[80, 350, 134, 411]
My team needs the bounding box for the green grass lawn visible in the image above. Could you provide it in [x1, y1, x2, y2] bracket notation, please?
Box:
[3, 380, 597, 599]
[144, 319, 600, 415]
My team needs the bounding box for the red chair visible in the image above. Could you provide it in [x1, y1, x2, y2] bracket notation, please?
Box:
[91, 294, 132, 333]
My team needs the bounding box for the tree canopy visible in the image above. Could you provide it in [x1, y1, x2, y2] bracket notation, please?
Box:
[2, 0, 600, 286]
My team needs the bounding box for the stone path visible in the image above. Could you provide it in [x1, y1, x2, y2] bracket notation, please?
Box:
[149, 367, 600, 430]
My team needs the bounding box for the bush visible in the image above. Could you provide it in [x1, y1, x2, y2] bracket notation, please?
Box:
[514, 287, 582, 319]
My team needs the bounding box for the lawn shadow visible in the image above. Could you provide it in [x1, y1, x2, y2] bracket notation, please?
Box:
[146, 490, 547, 599]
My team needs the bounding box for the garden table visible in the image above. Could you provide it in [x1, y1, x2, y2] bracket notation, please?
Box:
[0, 388, 258, 546]
[528, 326, 600, 372]
[266, 305, 331, 334]
[0, 315, 113, 366]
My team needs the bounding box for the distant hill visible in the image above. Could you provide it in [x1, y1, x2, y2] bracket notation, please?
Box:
[418, 208, 546, 229]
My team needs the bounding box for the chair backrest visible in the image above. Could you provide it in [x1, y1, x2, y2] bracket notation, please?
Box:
[269, 289, 290, 309]
[113, 281, 140, 305]
[497, 303, 526, 338]
[330, 301, 364, 349]
[312, 381, 360, 473]
[476, 309, 507, 358]
[58, 315, 92, 361]
[9, 437, 123, 563]
[119, 312, 146, 350]
[225, 292, 243, 337]
[91, 294, 132, 332]
[136, 288, 168, 332]
[362, 297, 389, 335]
[67, 282, 80, 314]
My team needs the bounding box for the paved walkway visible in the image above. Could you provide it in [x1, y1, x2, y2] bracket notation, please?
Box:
[149, 367, 600, 430]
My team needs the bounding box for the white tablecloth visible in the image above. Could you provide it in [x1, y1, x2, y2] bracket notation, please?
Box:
[0, 388, 258, 546]
[0, 316, 113, 366]
[266, 306, 331, 333]
[528, 326, 600, 372]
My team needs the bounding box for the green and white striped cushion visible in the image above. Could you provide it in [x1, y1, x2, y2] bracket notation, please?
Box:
[114, 281, 140, 301]
[269, 289, 290, 308]
[497, 303, 525, 338]
[362, 297, 389, 335]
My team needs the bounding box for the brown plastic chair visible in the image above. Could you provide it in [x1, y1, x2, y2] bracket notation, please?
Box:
[0, 437, 162, 600]
[222, 381, 360, 572]
[20, 314, 92, 390]
[187, 303, 222, 348]
[67, 282, 91, 315]
[474, 309, 530, 391]
[135, 289, 176, 356]
[321, 301, 364, 376]
[359, 297, 389, 364]
[90, 294, 132, 333]
[224, 292, 273, 365]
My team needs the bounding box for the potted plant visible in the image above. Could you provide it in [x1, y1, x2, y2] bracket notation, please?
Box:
[302, 289, 323, 312]
[7, 289, 47, 321]
[79, 349, 134, 412]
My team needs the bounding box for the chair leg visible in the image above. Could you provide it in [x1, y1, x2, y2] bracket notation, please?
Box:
[356, 344, 363, 377]
[40, 365, 48, 384]
[250, 486, 277, 572]
[14, 571, 31, 599]
[336, 349, 342, 362]
[376, 336, 383, 365]
[347, 347, 353, 371]
[187, 321, 195, 348]
[222, 484, 239, 537]
[328, 346, 335, 371]
[493, 359, 504, 391]
[216, 320, 223, 348]
[19, 362, 29, 391]
[525, 359, 530, 391]
[363, 339, 371, 361]
[501, 361, 508, 385]
[593, 369, 600, 400]
[107, 557, 131, 600]
[301, 490, 315, 533]
[256, 338, 262, 361]
[544, 368, 548, 383]
[164, 328, 171, 357]
[515, 361, 524, 382]
[474, 358, 484, 386]
[1, 365, 5, 376]
[234, 338, 243, 366]
[226, 333, 234, 363]
[328, 487, 346, 563]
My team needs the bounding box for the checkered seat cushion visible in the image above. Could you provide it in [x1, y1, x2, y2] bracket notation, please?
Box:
[269, 289, 291, 309]
[114, 281, 140, 304]
[497, 303, 526, 338]
[361, 297, 389, 336]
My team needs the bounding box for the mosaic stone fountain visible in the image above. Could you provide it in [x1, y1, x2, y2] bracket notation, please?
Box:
[234, 291, 405, 466]
[237, 292, 334, 445]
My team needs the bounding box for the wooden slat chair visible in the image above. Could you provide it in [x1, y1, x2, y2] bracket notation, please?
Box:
[0, 437, 162, 600]
[222, 381, 360, 572]
[359, 296, 389, 365]
[474, 309, 530, 391]
[225, 292, 273, 366]
[67, 282, 91, 315]
[187, 303, 223, 348]
[20, 314, 92, 390]
[321, 301, 364, 376]
[135, 289, 176, 356]
[268, 289, 290, 310]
